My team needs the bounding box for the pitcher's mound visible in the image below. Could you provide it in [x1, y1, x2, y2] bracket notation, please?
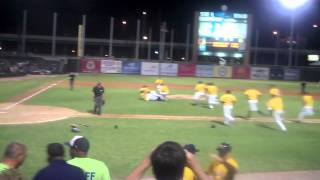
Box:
[0, 103, 89, 125]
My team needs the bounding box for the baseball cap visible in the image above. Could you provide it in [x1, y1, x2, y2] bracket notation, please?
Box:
[183, 144, 199, 154]
[216, 142, 231, 153]
[65, 135, 90, 152]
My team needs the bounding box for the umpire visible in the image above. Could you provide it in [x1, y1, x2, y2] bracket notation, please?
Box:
[93, 82, 105, 115]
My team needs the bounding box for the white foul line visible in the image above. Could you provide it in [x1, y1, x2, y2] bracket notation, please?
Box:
[1, 80, 64, 111]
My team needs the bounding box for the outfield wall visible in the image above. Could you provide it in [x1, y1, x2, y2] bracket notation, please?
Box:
[80, 59, 313, 81]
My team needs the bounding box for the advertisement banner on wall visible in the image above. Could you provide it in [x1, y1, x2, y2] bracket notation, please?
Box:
[284, 68, 300, 81]
[232, 66, 250, 79]
[122, 61, 141, 74]
[100, 59, 122, 73]
[160, 63, 178, 76]
[80, 59, 101, 73]
[270, 67, 284, 80]
[196, 65, 214, 77]
[178, 64, 196, 76]
[141, 62, 160, 75]
[250, 67, 270, 80]
[213, 66, 232, 78]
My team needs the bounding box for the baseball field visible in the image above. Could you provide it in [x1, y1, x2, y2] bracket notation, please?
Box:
[0, 74, 320, 179]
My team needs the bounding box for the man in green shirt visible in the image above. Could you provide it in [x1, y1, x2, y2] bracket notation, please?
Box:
[66, 136, 111, 180]
[0, 142, 27, 180]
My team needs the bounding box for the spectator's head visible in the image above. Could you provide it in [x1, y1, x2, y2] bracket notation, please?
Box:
[226, 90, 231, 94]
[2, 142, 27, 169]
[198, 81, 203, 84]
[150, 141, 186, 180]
[47, 143, 65, 162]
[183, 144, 199, 155]
[216, 142, 232, 157]
[67, 136, 90, 158]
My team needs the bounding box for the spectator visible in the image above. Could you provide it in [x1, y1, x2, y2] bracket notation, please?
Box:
[183, 144, 199, 180]
[0, 142, 27, 180]
[126, 141, 209, 180]
[207, 143, 238, 180]
[67, 136, 111, 180]
[33, 143, 86, 180]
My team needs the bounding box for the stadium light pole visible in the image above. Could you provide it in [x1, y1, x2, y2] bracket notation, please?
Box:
[272, 31, 280, 65]
[278, 0, 309, 67]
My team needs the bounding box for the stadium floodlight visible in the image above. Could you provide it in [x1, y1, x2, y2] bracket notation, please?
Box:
[0, 46, 2, 50]
[313, 24, 318, 28]
[104, 54, 108, 57]
[272, 31, 279, 35]
[154, 50, 159, 54]
[142, 11, 147, 15]
[279, 0, 309, 9]
[142, 35, 148, 40]
[122, 20, 127, 25]
[181, 57, 185, 60]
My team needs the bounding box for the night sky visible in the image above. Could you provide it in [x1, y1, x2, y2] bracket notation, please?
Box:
[0, 0, 319, 48]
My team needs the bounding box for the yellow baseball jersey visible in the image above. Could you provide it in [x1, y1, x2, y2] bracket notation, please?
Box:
[139, 87, 150, 99]
[160, 85, 170, 94]
[303, 95, 314, 107]
[220, 94, 237, 105]
[269, 88, 281, 96]
[195, 83, 206, 93]
[244, 89, 262, 100]
[183, 167, 195, 180]
[155, 79, 164, 85]
[206, 85, 218, 95]
[207, 156, 239, 180]
[267, 97, 283, 111]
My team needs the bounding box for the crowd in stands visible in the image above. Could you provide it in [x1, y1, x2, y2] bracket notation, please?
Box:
[0, 137, 238, 180]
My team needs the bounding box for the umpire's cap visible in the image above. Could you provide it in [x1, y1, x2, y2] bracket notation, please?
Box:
[216, 142, 231, 154]
[65, 135, 90, 152]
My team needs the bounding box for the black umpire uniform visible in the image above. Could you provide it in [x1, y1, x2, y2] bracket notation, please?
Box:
[93, 83, 105, 115]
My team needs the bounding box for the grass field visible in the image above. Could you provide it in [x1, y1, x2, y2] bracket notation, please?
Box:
[0, 74, 320, 179]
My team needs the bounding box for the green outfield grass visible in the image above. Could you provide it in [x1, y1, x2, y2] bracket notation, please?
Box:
[0, 74, 320, 179]
[0, 118, 320, 179]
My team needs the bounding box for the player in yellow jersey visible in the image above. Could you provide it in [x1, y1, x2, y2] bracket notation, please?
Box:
[158, 83, 170, 100]
[267, 94, 287, 131]
[139, 85, 151, 100]
[219, 90, 237, 125]
[269, 85, 281, 96]
[244, 88, 265, 119]
[298, 92, 314, 122]
[207, 143, 238, 180]
[183, 144, 199, 180]
[206, 82, 219, 109]
[155, 78, 164, 92]
[192, 81, 206, 105]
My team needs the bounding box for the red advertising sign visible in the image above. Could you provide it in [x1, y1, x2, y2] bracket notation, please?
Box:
[80, 59, 101, 73]
[178, 64, 196, 77]
[232, 66, 250, 79]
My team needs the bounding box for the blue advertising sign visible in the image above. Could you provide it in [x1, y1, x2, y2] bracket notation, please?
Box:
[122, 61, 141, 74]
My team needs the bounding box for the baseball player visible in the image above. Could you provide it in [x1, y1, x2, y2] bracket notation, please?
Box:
[92, 82, 105, 115]
[155, 78, 164, 92]
[145, 91, 163, 101]
[298, 92, 314, 122]
[207, 143, 238, 180]
[267, 94, 287, 131]
[139, 85, 151, 100]
[158, 83, 170, 100]
[192, 81, 206, 105]
[69, 73, 76, 91]
[206, 82, 219, 109]
[219, 90, 237, 125]
[244, 88, 264, 119]
[269, 85, 281, 97]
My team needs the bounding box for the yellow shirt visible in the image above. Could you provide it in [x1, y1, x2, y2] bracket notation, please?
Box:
[244, 89, 262, 100]
[155, 79, 164, 85]
[220, 94, 237, 105]
[183, 167, 195, 180]
[207, 156, 239, 180]
[160, 85, 170, 94]
[206, 85, 218, 95]
[267, 97, 283, 111]
[139, 87, 150, 99]
[303, 95, 314, 107]
[195, 83, 206, 93]
[269, 88, 281, 96]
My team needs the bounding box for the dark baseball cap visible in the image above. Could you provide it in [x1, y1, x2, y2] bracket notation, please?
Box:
[216, 142, 231, 153]
[183, 144, 199, 154]
[65, 135, 90, 152]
